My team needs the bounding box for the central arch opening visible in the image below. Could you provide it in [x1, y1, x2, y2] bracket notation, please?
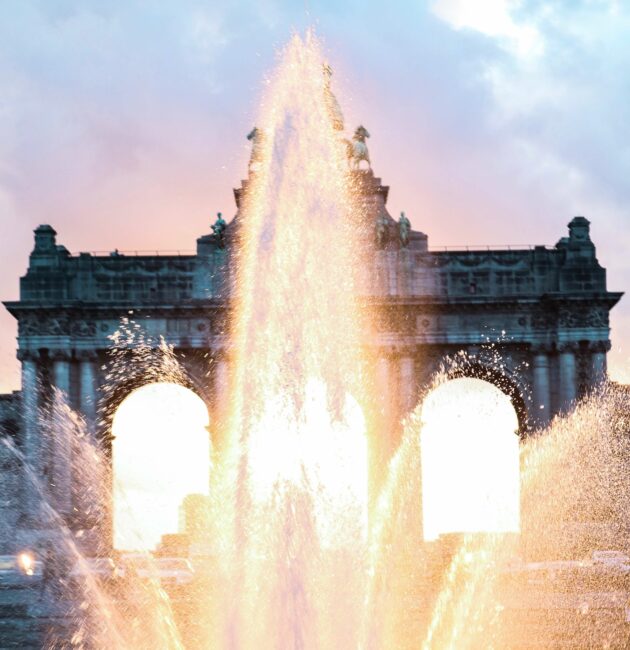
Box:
[420, 377, 520, 542]
[112, 382, 210, 551]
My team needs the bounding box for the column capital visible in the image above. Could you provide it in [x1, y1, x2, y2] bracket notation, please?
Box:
[50, 349, 73, 362]
[531, 343, 553, 356]
[17, 349, 40, 362]
[76, 349, 99, 362]
[557, 341, 580, 354]
[587, 340, 611, 354]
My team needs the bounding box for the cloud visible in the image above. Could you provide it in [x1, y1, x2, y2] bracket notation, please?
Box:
[431, 0, 543, 58]
[427, 0, 630, 378]
[0, 0, 629, 387]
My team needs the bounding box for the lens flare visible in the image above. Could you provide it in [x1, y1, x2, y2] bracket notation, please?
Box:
[17, 551, 35, 576]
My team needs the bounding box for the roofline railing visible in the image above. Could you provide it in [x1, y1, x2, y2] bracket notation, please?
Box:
[69, 250, 197, 258]
[66, 244, 551, 257]
[428, 244, 549, 252]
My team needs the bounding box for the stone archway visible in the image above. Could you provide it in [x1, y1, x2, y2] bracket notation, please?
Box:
[419, 376, 521, 541]
[87, 348, 216, 551]
[110, 382, 211, 551]
[445, 360, 530, 435]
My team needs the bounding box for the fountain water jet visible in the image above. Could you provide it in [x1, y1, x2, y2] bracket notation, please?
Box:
[210, 31, 373, 650]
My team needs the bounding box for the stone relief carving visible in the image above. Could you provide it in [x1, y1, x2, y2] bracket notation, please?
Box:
[531, 313, 557, 330]
[19, 315, 69, 336]
[70, 320, 97, 337]
[18, 315, 97, 338]
[558, 307, 608, 329]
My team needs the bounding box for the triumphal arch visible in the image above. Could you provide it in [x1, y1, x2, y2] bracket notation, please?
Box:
[0, 150, 622, 542]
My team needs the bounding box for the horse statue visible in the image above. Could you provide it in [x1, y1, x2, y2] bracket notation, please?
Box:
[345, 125, 371, 170]
[247, 127, 265, 172]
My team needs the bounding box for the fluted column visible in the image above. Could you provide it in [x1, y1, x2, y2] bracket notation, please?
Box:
[590, 340, 610, 386]
[531, 347, 551, 428]
[78, 351, 99, 436]
[18, 350, 41, 521]
[376, 354, 394, 455]
[558, 342, 578, 412]
[399, 355, 416, 415]
[51, 351, 73, 515]
[214, 355, 229, 411]
[212, 354, 230, 450]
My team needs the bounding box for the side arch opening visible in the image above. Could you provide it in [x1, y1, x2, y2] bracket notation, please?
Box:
[420, 377, 520, 542]
[111, 382, 211, 551]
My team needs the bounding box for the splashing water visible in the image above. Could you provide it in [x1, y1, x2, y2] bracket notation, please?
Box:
[363, 371, 630, 650]
[213, 31, 371, 649]
[7, 30, 630, 650]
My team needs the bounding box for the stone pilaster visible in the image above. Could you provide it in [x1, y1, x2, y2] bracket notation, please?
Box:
[531, 346, 551, 428]
[211, 354, 230, 449]
[399, 354, 417, 415]
[18, 350, 41, 522]
[590, 340, 610, 386]
[213, 355, 230, 411]
[50, 350, 73, 516]
[375, 354, 395, 454]
[78, 350, 99, 436]
[558, 342, 579, 412]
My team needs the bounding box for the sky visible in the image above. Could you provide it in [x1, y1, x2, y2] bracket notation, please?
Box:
[1, 0, 629, 392]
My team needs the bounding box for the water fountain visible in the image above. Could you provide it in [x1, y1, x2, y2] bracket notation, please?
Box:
[5, 30, 630, 649]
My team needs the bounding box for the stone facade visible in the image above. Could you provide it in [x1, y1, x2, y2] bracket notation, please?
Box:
[0, 169, 622, 538]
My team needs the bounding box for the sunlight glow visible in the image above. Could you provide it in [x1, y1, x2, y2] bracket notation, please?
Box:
[246, 378, 368, 544]
[421, 377, 520, 541]
[112, 382, 210, 551]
